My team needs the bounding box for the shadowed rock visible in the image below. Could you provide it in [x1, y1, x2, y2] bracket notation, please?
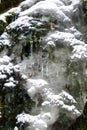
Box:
[69, 102, 87, 130]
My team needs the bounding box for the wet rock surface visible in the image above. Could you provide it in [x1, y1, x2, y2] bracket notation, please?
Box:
[69, 102, 87, 130]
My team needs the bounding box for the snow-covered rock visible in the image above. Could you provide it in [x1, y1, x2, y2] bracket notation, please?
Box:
[0, 0, 87, 130]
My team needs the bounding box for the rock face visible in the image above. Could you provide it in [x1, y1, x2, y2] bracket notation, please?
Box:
[0, 0, 87, 130]
[69, 101, 87, 130]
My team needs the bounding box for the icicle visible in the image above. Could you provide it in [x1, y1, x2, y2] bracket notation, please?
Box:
[30, 41, 33, 57]
[46, 61, 49, 77]
[56, 70, 59, 78]
[41, 63, 44, 77]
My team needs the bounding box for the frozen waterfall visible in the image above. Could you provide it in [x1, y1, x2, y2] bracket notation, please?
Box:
[0, 0, 87, 130]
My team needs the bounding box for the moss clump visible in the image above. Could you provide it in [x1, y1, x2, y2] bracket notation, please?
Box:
[0, 12, 16, 35]
[0, 20, 7, 35]
[5, 12, 16, 24]
[83, 0, 87, 13]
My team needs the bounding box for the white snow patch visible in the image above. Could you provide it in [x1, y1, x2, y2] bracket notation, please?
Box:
[4, 82, 16, 88]
[47, 41, 55, 47]
[0, 73, 7, 79]
[16, 112, 48, 130]
[59, 90, 77, 103]
[14, 127, 18, 130]
[0, 55, 11, 65]
[0, 32, 10, 46]
[27, 79, 48, 98]
[0, 112, 1, 118]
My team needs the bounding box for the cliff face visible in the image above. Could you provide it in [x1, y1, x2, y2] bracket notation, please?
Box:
[0, 0, 87, 130]
[69, 101, 87, 130]
[51, 101, 87, 130]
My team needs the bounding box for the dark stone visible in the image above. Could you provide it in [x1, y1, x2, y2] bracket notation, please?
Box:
[51, 120, 68, 130]
[69, 102, 87, 130]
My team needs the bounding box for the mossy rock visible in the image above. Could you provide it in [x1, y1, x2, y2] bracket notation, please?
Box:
[0, 12, 16, 35]
[65, 58, 87, 110]
[69, 102, 87, 130]
[5, 17, 51, 59]
[0, 20, 7, 35]
[83, 0, 87, 13]
[5, 12, 16, 24]
[82, 0, 87, 23]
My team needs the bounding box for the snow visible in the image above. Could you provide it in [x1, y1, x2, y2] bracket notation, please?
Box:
[19, 0, 71, 24]
[4, 81, 16, 88]
[4, 77, 18, 88]
[47, 41, 55, 47]
[0, 112, 1, 118]
[0, 0, 85, 129]
[62, 104, 75, 112]
[17, 111, 56, 130]
[16, 86, 80, 130]
[21, 74, 28, 80]
[42, 101, 50, 106]
[0, 73, 7, 79]
[0, 0, 85, 60]
[0, 56, 21, 88]
[46, 31, 75, 43]
[7, 16, 32, 30]
[0, 55, 11, 65]
[19, 1, 58, 16]
[71, 44, 87, 59]
[0, 7, 20, 22]
[14, 127, 18, 130]
[0, 63, 13, 75]
[25, 78, 80, 130]
[20, 0, 39, 10]
[0, 32, 10, 46]
[46, 31, 87, 59]
[16, 112, 48, 130]
[0, 57, 10, 74]
[13, 65, 20, 72]
[28, 79, 48, 87]
[42, 87, 80, 115]
[59, 90, 77, 103]
[27, 79, 48, 98]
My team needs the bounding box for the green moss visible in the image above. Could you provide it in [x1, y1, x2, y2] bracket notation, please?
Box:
[77, 127, 87, 130]
[0, 20, 7, 35]
[5, 12, 15, 24]
[82, 0, 87, 23]
[0, 12, 16, 35]
[83, 0, 87, 12]
[5, 16, 52, 59]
